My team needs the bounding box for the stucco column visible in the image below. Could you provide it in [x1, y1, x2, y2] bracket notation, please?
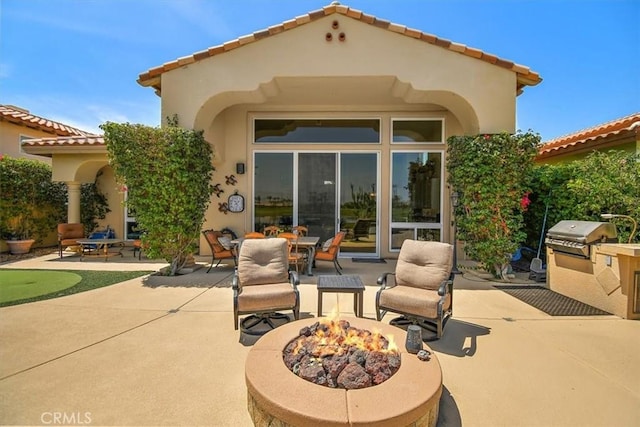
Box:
[67, 182, 81, 224]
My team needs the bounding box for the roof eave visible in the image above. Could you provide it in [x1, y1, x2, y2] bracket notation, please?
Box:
[136, 4, 542, 95]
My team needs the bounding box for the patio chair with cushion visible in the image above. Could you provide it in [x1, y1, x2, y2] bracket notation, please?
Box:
[350, 218, 373, 241]
[202, 229, 237, 273]
[232, 238, 300, 334]
[376, 240, 454, 340]
[278, 232, 306, 274]
[57, 223, 85, 259]
[314, 231, 346, 275]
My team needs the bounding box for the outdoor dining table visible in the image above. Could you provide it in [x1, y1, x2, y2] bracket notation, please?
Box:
[230, 236, 320, 276]
[76, 238, 125, 261]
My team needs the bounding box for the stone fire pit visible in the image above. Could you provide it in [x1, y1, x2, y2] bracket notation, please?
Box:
[245, 317, 442, 427]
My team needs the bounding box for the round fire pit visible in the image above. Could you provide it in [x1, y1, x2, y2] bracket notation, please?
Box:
[245, 317, 442, 427]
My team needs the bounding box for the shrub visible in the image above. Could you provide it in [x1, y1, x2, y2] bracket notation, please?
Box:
[447, 132, 540, 278]
[0, 156, 67, 242]
[102, 120, 215, 276]
[80, 174, 111, 235]
[524, 150, 640, 247]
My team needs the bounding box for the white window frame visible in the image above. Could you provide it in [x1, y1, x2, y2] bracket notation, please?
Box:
[390, 118, 445, 144]
[389, 149, 445, 252]
[251, 115, 383, 144]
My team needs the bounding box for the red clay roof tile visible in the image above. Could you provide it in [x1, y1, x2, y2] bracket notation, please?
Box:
[0, 105, 93, 137]
[537, 113, 640, 159]
[21, 135, 106, 149]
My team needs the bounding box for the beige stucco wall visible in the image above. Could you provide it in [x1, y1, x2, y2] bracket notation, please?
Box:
[157, 15, 519, 258]
[547, 244, 640, 319]
[160, 15, 516, 135]
[197, 104, 463, 257]
[0, 121, 54, 164]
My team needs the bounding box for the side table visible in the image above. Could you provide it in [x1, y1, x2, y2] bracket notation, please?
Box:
[317, 275, 365, 318]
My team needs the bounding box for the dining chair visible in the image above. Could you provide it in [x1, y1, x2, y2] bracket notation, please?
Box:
[314, 231, 346, 274]
[244, 231, 266, 239]
[278, 232, 306, 274]
[57, 223, 85, 259]
[263, 226, 280, 237]
[292, 225, 308, 236]
[202, 229, 237, 272]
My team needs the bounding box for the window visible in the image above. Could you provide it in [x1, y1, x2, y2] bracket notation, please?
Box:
[254, 119, 380, 143]
[390, 151, 443, 250]
[392, 119, 443, 143]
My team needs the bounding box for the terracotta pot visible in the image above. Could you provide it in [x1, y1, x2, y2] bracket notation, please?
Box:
[6, 239, 35, 255]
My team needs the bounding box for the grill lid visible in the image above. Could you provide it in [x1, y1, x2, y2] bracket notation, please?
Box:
[546, 220, 617, 244]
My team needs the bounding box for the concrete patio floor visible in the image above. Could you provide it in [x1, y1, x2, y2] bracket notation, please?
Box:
[1, 253, 639, 426]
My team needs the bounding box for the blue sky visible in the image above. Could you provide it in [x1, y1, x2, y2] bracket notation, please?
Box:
[1, 0, 638, 140]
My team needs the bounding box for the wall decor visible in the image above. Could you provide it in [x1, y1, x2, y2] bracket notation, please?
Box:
[218, 202, 229, 214]
[213, 183, 224, 198]
[228, 191, 245, 213]
[226, 174, 238, 186]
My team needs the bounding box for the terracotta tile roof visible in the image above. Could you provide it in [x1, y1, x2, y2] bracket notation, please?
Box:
[537, 113, 640, 159]
[0, 104, 94, 137]
[21, 135, 106, 151]
[138, 3, 541, 93]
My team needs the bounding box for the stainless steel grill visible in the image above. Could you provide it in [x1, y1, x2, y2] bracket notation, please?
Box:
[545, 220, 617, 258]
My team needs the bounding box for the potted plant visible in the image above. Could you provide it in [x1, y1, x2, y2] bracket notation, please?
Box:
[2, 214, 36, 254]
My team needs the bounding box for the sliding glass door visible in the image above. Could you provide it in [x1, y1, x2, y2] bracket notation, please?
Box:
[254, 152, 379, 256]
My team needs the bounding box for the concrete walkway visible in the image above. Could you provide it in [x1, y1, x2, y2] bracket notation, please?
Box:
[1, 253, 639, 426]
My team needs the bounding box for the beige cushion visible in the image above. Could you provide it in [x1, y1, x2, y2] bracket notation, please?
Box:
[237, 283, 297, 312]
[238, 238, 289, 286]
[322, 238, 333, 251]
[378, 285, 451, 319]
[395, 240, 453, 290]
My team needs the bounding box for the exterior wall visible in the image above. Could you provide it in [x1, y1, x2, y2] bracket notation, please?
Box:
[547, 244, 640, 319]
[157, 15, 519, 258]
[0, 121, 53, 163]
[94, 166, 125, 238]
[160, 15, 517, 135]
[198, 104, 463, 258]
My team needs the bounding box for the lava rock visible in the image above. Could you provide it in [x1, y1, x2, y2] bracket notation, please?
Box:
[337, 362, 372, 389]
[298, 355, 327, 386]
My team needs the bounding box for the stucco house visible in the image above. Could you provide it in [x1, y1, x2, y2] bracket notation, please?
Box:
[21, 2, 541, 259]
[536, 112, 640, 164]
[0, 104, 93, 164]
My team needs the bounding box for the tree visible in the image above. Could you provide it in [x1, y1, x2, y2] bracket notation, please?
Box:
[102, 121, 215, 275]
[447, 132, 540, 279]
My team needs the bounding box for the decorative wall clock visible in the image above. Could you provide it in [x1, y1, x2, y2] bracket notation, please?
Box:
[228, 191, 245, 213]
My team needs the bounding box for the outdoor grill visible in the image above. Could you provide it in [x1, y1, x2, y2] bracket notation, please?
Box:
[545, 220, 618, 258]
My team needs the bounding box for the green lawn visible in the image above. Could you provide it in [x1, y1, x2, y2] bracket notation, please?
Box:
[0, 269, 153, 307]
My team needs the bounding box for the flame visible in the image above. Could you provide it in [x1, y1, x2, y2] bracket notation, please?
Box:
[292, 311, 399, 358]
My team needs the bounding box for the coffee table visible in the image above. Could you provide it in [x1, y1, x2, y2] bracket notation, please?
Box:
[317, 275, 365, 317]
[77, 239, 124, 261]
